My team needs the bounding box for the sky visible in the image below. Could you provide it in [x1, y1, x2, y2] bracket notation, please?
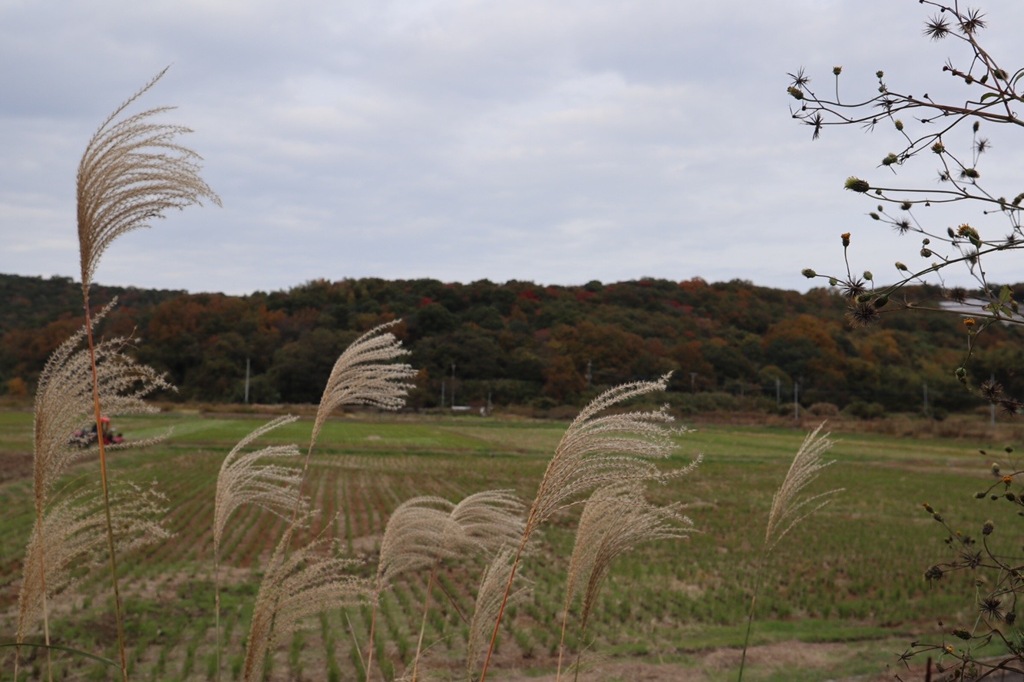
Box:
[2, 0, 1023, 297]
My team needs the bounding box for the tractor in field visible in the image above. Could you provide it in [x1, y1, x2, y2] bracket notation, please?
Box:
[69, 416, 124, 447]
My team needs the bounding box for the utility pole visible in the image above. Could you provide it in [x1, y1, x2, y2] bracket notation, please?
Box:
[922, 382, 929, 417]
[451, 363, 457, 409]
[775, 377, 781, 409]
[690, 372, 697, 393]
[244, 357, 250, 404]
[793, 381, 800, 420]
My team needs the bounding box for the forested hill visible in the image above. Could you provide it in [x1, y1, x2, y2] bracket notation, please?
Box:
[1, 273, 1019, 415]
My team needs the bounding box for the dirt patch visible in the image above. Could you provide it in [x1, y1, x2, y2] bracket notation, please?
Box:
[490, 641, 917, 681]
[0, 451, 32, 484]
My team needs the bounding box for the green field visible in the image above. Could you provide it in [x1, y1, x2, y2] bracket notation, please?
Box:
[0, 408, 1013, 681]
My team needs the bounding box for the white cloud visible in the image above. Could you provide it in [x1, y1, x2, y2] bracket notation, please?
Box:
[2, 0, 1024, 295]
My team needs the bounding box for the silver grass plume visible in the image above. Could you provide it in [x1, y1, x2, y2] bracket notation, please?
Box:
[763, 422, 842, 554]
[213, 415, 307, 560]
[376, 491, 525, 589]
[16, 481, 170, 644]
[445, 489, 525, 555]
[76, 66, 220, 294]
[242, 534, 371, 682]
[214, 416, 307, 678]
[365, 496, 454, 680]
[738, 422, 842, 682]
[295, 320, 416, 545]
[566, 481, 696, 631]
[467, 548, 529, 678]
[479, 374, 688, 681]
[527, 373, 685, 539]
[24, 300, 170, 674]
[73, 68, 215, 682]
[308, 320, 417, 453]
[556, 482, 697, 680]
[409, 490, 525, 681]
[376, 497, 454, 588]
[33, 300, 172, 508]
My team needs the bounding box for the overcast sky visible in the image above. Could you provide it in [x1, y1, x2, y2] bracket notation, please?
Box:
[2, 1, 1023, 296]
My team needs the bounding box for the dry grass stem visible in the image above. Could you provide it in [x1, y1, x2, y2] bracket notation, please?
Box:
[365, 496, 453, 680]
[74, 67, 215, 678]
[243, 533, 371, 682]
[33, 301, 172, 509]
[16, 481, 171, 644]
[556, 482, 695, 680]
[526, 373, 685, 538]
[368, 491, 525, 680]
[567, 481, 696, 632]
[213, 415, 306, 559]
[213, 415, 307, 680]
[479, 375, 687, 681]
[76, 67, 220, 294]
[763, 421, 843, 554]
[467, 548, 528, 678]
[409, 490, 525, 680]
[738, 422, 843, 682]
[22, 306, 171, 678]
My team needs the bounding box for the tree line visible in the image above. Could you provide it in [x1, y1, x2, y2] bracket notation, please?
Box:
[2, 273, 1020, 415]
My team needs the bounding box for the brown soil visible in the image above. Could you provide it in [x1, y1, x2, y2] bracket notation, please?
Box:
[492, 641, 914, 681]
[0, 451, 32, 484]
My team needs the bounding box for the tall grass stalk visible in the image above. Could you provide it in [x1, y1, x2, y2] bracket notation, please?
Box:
[478, 374, 689, 681]
[408, 490, 524, 681]
[82, 303, 128, 680]
[555, 482, 696, 681]
[240, 323, 415, 680]
[242, 530, 372, 681]
[16, 303, 171, 680]
[213, 415, 305, 681]
[72, 66, 218, 679]
[365, 496, 453, 681]
[737, 422, 842, 681]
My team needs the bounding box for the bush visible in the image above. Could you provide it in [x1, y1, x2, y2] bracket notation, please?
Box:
[843, 400, 886, 420]
[807, 402, 839, 417]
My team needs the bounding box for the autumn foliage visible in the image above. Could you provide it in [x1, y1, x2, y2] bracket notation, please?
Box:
[2, 273, 1021, 415]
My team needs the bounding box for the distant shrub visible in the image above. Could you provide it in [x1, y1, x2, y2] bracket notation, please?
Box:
[807, 402, 839, 417]
[843, 400, 886, 420]
[668, 391, 774, 416]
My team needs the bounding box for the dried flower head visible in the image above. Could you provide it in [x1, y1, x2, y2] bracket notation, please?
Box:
[77, 68, 220, 294]
[526, 374, 692, 538]
[214, 416, 307, 560]
[959, 8, 986, 34]
[565, 483, 695, 630]
[763, 423, 843, 554]
[924, 14, 952, 40]
[309, 320, 416, 451]
[17, 481, 170, 643]
[844, 177, 870, 193]
[839, 278, 866, 301]
[467, 549, 529, 677]
[244, 534, 371, 681]
[33, 301, 172, 509]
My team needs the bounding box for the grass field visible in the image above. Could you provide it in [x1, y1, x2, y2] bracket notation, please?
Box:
[0, 407, 1016, 681]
